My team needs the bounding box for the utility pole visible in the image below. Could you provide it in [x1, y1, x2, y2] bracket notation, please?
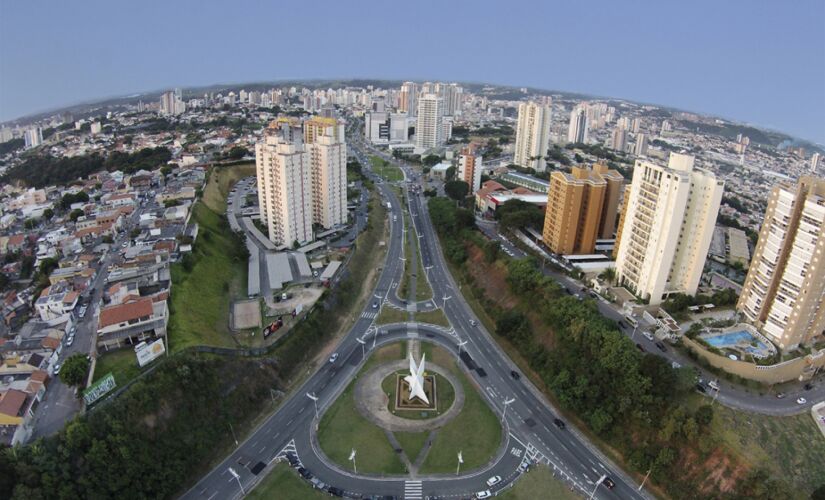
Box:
[228, 467, 245, 495]
[589, 474, 607, 500]
[638, 468, 652, 491]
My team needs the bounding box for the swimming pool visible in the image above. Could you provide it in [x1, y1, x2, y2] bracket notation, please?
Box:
[702, 330, 771, 357]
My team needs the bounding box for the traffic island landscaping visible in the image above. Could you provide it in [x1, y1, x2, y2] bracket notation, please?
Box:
[246, 463, 329, 500]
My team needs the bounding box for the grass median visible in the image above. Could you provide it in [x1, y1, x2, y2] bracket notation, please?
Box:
[247, 463, 328, 500]
[371, 155, 405, 182]
[499, 466, 579, 500]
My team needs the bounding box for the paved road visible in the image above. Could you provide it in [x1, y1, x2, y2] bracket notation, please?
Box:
[182, 135, 649, 500]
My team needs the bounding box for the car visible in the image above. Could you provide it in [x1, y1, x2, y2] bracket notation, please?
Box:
[469, 319, 477, 326]
[797, 397, 807, 405]
[517, 460, 530, 473]
[655, 342, 667, 352]
[329, 353, 339, 364]
[695, 383, 707, 393]
[553, 418, 566, 429]
[804, 383, 814, 391]
[298, 467, 313, 479]
[327, 486, 344, 497]
[635, 343, 645, 352]
[643, 331, 655, 341]
[69, 326, 77, 335]
[66, 335, 75, 347]
[53, 364, 61, 375]
[372, 301, 379, 309]
[602, 477, 616, 489]
[510, 370, 521, 381]
[618, 321, 627, 329]
[476, 367, 487, 377]
[476, 491, 492, 499]
[776, 392, 785, 399]
[486, 475, 501, 487]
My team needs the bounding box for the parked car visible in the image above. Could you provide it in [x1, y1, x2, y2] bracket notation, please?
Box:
[635, 343, 645, 352]
[372, 301, 379, 309]
[329, 353, 339, 364]
[643, 331, 655, 341]
[776, 392, 785, 399]
[66, 335, 74, 347]
[486, 476, 501, 487]
[797, 397, 807, 405]
[695, 383, 707, 393]
[804, 383, 814, 391]
[517, 460, 530, 473]
[53, 364, 61, 375]
[655, 342, 667, 352]
[476, 491, 492, 499]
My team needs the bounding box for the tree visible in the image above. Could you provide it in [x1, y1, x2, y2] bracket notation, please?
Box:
[445, 166, 456, 181]
[60, 354, 90, 388]
[444, 180, 469, 201]
[599, 267, 616, 285]
[227, 146, 249, 160]
[70, 209, 85, 222]
[24, 218, 38, 230]
[42, 208, 54, 220]
[422, 154, 441, 167]
[60, 191, 90, 210]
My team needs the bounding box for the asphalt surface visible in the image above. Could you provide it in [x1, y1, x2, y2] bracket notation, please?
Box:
[182, 136, 650, 500]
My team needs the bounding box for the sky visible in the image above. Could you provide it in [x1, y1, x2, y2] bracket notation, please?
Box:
[1, 0, 824, 143]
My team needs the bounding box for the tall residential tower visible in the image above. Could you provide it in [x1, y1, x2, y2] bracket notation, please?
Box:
[513, 101, 552, 172]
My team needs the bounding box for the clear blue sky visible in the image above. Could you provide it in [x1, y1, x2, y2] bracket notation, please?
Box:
[1, 0, 823, 143]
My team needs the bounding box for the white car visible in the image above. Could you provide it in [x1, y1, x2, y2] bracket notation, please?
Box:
[66, 334, 75, 347]
[476, 491, 492, 499]
[797, 397, 807, 405]
[643, 331, 655, 341]
[53, 364, 62, 375]
[329, 353, 339, 364]
[486, 476, 501, 487]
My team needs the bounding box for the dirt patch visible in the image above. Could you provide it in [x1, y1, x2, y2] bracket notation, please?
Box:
[232, 299, 262, 330]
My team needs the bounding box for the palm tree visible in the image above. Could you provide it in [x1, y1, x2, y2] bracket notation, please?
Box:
[600, 267, 616, 285]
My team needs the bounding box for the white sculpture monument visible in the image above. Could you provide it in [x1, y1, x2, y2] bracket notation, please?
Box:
[404, 353, 429, 405]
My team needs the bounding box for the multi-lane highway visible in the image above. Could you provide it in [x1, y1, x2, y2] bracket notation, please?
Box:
[182, 133, 652, 500]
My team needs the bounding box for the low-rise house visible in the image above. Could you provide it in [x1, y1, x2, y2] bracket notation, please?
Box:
[97, 297, 168, 351]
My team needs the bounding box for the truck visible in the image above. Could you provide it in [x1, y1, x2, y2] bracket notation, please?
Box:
[263, 318, 284, 338]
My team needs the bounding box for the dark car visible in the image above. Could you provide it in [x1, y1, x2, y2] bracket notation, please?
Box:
[635, 343, 645, 352]
[618, 321, 627, 329]
[695, 383, 707, 393]
[510, 370, 521, 381]
[603, 477, 616, 489]
[477, 367, 487, 377]
[553, 418, 566, 429]
[328, 486, 344, 497]
[655, 342, 667, 352]
[298, 467, 313, 479]
[804, 383, 814, 391]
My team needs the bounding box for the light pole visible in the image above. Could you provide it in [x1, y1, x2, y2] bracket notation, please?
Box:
[356, 337, 366, 358]
[229, 422, 238, 445]
[589, 474, 607, 500]
[456, 451, 463, 475]
[349, 448, 357, 474]
[373, 328, 379, 349]
[632, 323, 638, 339]
[502, 397, 515, 422]
[457, 339, 468, 357]
[228, 467, 245, 495]
[442, 294, 451, 309]
[638, 468, 652, 491]
[306, 392, 319, 420]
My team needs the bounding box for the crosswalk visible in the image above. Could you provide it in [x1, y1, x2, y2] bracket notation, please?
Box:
[404, 480, 422, 499]
[362, 311, 378, 319]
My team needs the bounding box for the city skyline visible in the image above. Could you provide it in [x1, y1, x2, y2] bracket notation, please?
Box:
[1, 1, 824, 144]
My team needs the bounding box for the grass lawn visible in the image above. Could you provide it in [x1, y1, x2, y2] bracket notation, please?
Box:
[419, 345, 502, 473]
[414, 308, 450, 328]
[92, 348, 147, 386]
[394, 431, 430, 463]
[499, 466, 579, 500]
[317, 378, 406, 475]
[381, 371, 455, 420]
[247, 463, 328, 500]
[695, 394, 825, 495]
[376, 306, 409, 325]
[168, 164, 252, 352]
[371, 155, 404, 182]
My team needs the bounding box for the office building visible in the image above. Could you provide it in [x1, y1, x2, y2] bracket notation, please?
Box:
[415, 93, 445, 150]
[304, 117, 348, 229]
[399, 81, 418, 116]
[513, 101, 552, 172]
[458, 145, 483, 193]
[737, 177, 825, 349]
[634, 133, 649, 156]
[567, 106, 589, 144]
[613, 153, 724, 305]
[23, 127, 43, 149]
[610, 127, 627, 152]
[542, 163, 623, 255]
[256, 118, 313, 248]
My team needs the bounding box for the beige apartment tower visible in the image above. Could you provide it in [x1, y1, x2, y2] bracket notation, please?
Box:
[304, 117, 348, 229]
[613, 153, 724, 305]
[737, 176, 825, 350]
[542, 163, 623, 255]
[514, 101, 552, 172]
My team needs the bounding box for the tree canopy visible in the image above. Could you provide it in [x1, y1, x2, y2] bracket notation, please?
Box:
[59, 354, 90, 388]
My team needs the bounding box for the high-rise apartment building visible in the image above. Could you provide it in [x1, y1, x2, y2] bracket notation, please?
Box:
[159, 90, 185, 116]
[256, 119, 313, 248]
[23, 127, 43, 149]
[304, 117, 348, 230]
[613, 153, 724, 305]
[415, 93, 445, 150]
[567, 106, 589, 144]
[610, 127, 628, 152]
[513, 101, 552, 172]
[399, 81, 418, 116]
[458, 145, 483, 193]
[435, 83, 463, 116]
[737, 177, 825, 349]
[811, 153, 821, 173]
[542, 163, 623, 254]
[634, 133, 649, 157]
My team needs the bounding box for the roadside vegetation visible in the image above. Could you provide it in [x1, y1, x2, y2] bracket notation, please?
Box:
[370, 155, 404, 182]
[246, 463, 328, 500]
[499, 465, 579, 500]
[426, 195, 807, 499]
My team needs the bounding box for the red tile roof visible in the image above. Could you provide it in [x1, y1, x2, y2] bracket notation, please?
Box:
[98, 298, 153, 329]
[0, 389, 27, 417]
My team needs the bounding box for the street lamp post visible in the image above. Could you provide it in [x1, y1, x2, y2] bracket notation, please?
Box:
[457, 339, 468, 357]
[229, 422, 238, 445]
[589, 474, 607, 500]
[502, 397, 515, 422]
[356, 337, 366, 358]
[228, 467, 245, 496]
[638, 468, 652, 491]
[306, 392, 319, 420]
[456, 451, 463, 476]
[349, 448, 357, 474]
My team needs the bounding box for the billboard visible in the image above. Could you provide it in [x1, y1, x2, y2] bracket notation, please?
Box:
[84, 373, 116, 406]
[135, 338, 166, 367]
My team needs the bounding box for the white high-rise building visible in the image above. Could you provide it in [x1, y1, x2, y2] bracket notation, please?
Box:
[159, 90, 185, 116]
[435, 83, 463, 116]
[567, 106, 589, 144]
[415, 93, 445, 150]
[24, 127, 43, 149]
[634, 133, 649, 157]
[304, 117, 348, 229]
[737, 177, 825, 349]
[256, 119, 314, 248]
[811, 153, 821, 173]
[513, 101, 552, 172]
[614, 153, 724, 305]
[399, 82, 418, 116]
